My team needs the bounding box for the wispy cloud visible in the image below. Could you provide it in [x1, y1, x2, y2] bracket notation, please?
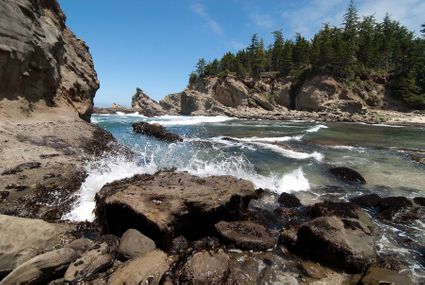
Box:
[191, 3, 223, 36]
[250, 13, 274, 28]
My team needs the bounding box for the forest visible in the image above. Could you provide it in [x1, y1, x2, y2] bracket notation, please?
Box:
[190, 1, 425, 109]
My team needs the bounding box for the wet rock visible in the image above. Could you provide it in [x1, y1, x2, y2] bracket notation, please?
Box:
[64, 236, 118, 283]
[0, 248, 78, 284]
[351, 194, 381, 208]
[132, 122, 182, 142]
[118, 228, 156, 259]
[299, 260, 330, 279]
[278, 193, 302, 208]
[95, 171, 256, 245]
[359, 266, 414, 285]
[192, 237, 221, 252]
[215, 221, 275, 251]
[1, 162, 41, 175]
[169, 236, 189, 256]
[108, 250, 170, 284]
[414, 197, 425, 206]
[0, 191, 9, 201]
[308, 201, 360, 219]
[0, 215, 73, 276]
[180, 250, 230, 283]
[329, 167, 366, 184]
[378, 196, 412, 220]
[295, 216, 376, 273]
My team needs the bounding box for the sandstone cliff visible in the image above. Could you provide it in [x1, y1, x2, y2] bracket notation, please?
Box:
[0, 0, 99, 121]
[131, 74, 390, 118]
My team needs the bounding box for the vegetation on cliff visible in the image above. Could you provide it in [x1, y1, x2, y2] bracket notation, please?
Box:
[190, 1, 425, 109]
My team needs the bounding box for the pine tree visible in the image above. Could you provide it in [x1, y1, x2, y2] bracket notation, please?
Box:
[421, 23, 425, 36]
[195, 58, 207, 77]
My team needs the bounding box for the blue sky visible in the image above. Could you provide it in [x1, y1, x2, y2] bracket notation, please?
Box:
[58, 0, 425, 106]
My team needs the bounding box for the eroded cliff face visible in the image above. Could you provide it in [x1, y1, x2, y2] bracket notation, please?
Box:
[0, 0, 99, 121]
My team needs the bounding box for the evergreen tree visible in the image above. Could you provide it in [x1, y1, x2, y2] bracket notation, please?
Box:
[421, 23, 425, 36]
[195, 58, 207, 77]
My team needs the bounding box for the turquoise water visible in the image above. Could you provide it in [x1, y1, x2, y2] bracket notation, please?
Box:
[66, 113, 425, 279]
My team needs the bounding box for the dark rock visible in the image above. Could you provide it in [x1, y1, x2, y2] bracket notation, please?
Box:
[278, 193, 302, 208]
[192, 237, 221, 252]
[295, 216, 376, 273]
[359, 266, 414, 285]
[308, 201, 360, 219]
[95, 171, 257, 246]
[413, 197, 425, 206]
[215, 221, 275, 251]
[378, 196, 412, 220]
[1, 248, 78, 284]
[329, 167, 366, 184]
[132, 122, 182, 142]
[64, 236, 118, 283]
[1, 162, 41, 175]
[169, 236, 189, 256]
[108, 250, 170, 284]
[0, 191, 9, 201]
[180, 250, 230, 283]
[118, 229, 156, 260]
[351, 194, 381, 208]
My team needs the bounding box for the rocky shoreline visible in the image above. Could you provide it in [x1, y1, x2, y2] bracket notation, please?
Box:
[0, 0, 424, 284]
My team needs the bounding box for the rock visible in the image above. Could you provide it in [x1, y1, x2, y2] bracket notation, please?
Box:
[359, 266, 414, 285]
[0, 0, 99, 121]
[413, 197, 425, 206]
[278, 193, 302, 208]
[215, 221, 275, 251]
[329, 167, 366, 184]
[0, 191, 9, 201]
[351, 194, 381, 208]
[132, 122, 182, 142]
[131, 88, 167, 116]
[64, 236, 118, 283]
[299, 260, 330, 279]
[108, 250, 170, 285]
[295, 216, 376, 273]
[308, 201, 360, 219]
[0, 215, 73, 276]
[1, 162, 41, 175]
[64, 238, 94, 254]
[95, 171, 256, 245]
[251, 94, 274, 111]
[169, 236, 189, 256]
[378, 196, 413, 220]
[0, 248, 78, 284]
[180, 250, 230, 283]
[118, 229, 156, 259]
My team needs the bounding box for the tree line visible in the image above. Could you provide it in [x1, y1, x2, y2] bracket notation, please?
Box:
[190, 1, 425, 109]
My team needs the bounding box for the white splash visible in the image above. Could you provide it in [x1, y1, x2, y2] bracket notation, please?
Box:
[278, 167, 310, 193]
[252, 142, 324, 161]
[63, 155, 157, 222]
[306, 124, 328, 133]
[149, 115, 233, 126]
[236, 135, 304, 143]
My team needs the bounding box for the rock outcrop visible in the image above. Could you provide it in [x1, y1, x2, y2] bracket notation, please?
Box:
[132, 122, 182, 142]
[95, 171, 257, 245]
[131, 88, 167, 116]
[0, 0, 99, 121]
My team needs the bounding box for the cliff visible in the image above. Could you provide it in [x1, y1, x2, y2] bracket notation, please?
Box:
[0, 0, 99, 121]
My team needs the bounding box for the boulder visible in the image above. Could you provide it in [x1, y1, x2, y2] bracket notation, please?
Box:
[64, 238, 94, 254]
[278, 193, 302, 208]
[295, 216, 376, 273]
[378, 196, 413, 220]
[350, 194, 381, 208]
[329, 167, 366, 184]
[215, 221, 275, 251]
[64, 235, 118, 283]
[108, 250, 170, 285]
[359, 266, 414, 285]
[95, 171, 257, 245]
[118, 229, 156, 259]
[414, 197, 425, 206]
[180, 250, 230, 283]
[251, 94, 274, 111]
[132, 122, 182, 142]
[0, 248, 78, 284]
[0, 215, 73, 276]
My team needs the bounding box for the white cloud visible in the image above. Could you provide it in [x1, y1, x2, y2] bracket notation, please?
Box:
[357, 0, 425, 35]
[250, 13, 274, 28]
[191, 3, 223, 35]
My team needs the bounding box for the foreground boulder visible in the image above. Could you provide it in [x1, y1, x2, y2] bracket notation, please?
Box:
[132, 122, 182, 142]
[118, 229, 156, 259]
[0, 215, 73, 277]
[215, 221, 275, 251]
[359, 266, 414, 285]
[180, 250, 230, 283]
[0, 248, 78, 284]
[108, 250, 170, 284]
[329, 167, 366, 184]
[95, 171, 257, 245]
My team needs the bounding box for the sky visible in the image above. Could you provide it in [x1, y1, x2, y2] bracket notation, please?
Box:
[58, 0, 425, 106]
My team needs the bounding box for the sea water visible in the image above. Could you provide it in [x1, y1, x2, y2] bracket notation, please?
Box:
[64, 113, 425, 279]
